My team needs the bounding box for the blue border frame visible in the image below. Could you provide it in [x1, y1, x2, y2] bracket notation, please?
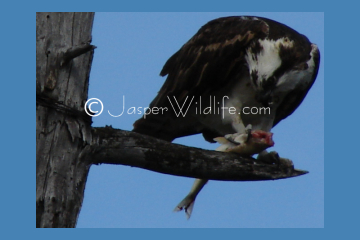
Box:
[4, 0, 358, 238]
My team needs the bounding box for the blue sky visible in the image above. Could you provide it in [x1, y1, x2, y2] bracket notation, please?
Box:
[76, 12, 324, 228]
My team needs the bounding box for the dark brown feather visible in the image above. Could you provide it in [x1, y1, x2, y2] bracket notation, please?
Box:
[154, 17, 269, 108]
[134, 17, 270, 141]
[133, 16, 320, 142]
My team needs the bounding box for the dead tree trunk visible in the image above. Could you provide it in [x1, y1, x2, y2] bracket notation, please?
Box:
[36, 12, 95, 228]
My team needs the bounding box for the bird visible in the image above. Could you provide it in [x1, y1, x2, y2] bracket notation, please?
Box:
[132, 16, 320, 218]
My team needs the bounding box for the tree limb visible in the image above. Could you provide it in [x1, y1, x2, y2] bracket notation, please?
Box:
[61, 43, 97, 66]
[91, 126, 308, 181]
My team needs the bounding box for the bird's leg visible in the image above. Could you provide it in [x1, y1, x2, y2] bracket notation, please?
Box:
[245, 124, 252, 143]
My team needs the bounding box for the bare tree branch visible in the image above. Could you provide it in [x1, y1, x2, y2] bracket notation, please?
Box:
[60, 43, 97, 66]
[91, 126, 308, 181]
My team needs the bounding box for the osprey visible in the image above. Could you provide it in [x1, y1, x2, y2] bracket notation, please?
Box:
[133, 16, 320, 218]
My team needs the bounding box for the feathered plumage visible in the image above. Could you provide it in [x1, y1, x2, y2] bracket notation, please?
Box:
[132, 16, 320, 218]
[133, 16, 320, 142]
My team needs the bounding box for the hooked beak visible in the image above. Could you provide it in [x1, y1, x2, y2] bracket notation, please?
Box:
[257, 90, 274, 107]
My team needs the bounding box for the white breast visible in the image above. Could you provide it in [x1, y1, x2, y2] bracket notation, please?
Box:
[245, 38, 294, 87]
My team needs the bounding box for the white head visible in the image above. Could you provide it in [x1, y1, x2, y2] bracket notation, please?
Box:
[245, 37, 294, 90]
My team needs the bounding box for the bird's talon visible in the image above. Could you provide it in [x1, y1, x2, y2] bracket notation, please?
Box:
[225, 136, 241, 145]
[245, 124, 252, 143]
[245, 128, 252, 143]
[257, 151, 280, 165]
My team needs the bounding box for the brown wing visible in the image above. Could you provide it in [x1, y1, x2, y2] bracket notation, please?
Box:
[133, 17, 269, 141]
[151, 16, 269, 108]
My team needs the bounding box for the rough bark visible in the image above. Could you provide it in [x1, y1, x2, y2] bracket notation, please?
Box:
[36, 12, 95, 228]
[91, 127, 307, 181]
